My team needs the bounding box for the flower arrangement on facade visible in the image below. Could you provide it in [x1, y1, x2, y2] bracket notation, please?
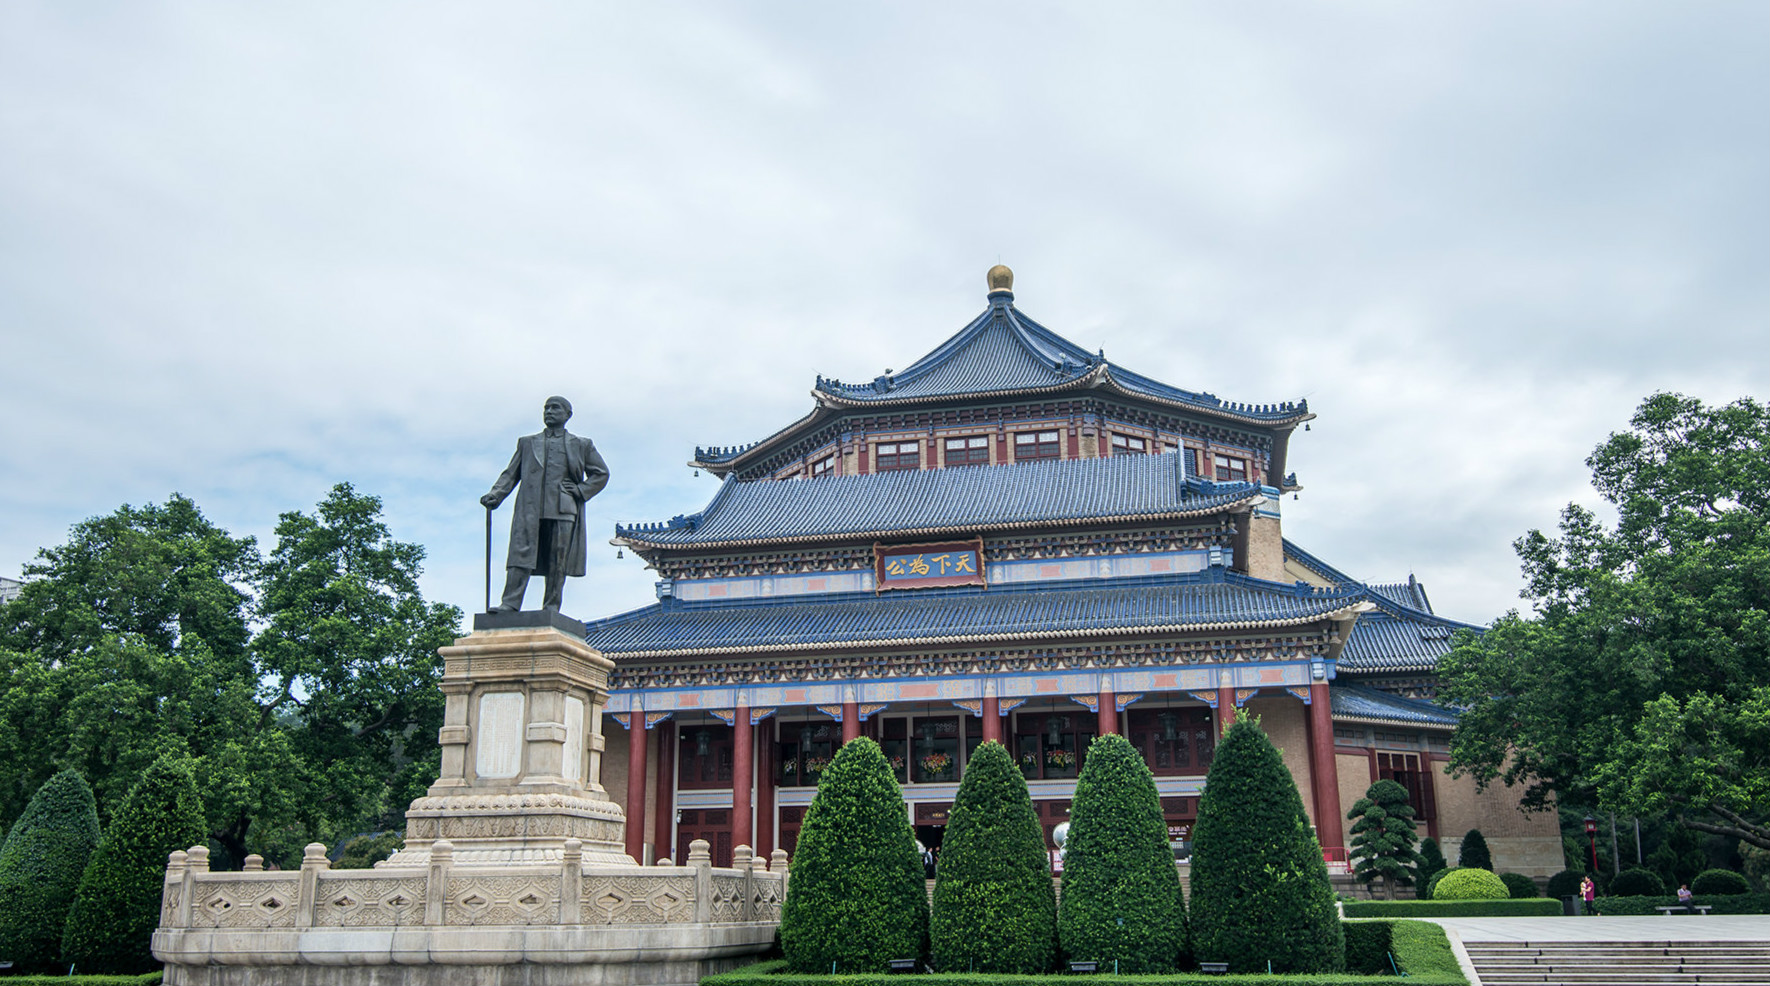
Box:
[889, 755, 906, 773]
[919, 753, 953, 775]
[804, 756, 832, 775]
[1045, 749, 1077, 769]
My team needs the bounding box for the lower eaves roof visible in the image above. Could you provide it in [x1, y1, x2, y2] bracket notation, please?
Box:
[582, 570, 1368, 658]
[1331, 684, 1460, 727]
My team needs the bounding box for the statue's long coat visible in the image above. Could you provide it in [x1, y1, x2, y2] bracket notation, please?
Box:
[486, 431, 609, 577]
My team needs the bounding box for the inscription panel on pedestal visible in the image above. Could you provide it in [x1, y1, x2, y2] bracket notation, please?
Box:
[564, 694, 586, 783]
[477, 691, 526, 779]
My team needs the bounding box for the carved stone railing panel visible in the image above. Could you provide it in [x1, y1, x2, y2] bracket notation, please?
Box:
[447, 874, 561, 926]
[313, 874, 427, 927]
[189, 876, 300, 929]
[708, 874, 745, 923]
[581, 872, 696, 923]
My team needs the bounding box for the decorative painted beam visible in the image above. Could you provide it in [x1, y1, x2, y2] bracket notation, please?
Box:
[644, 711, 674, 729]
[709, 709, 737, 726]
[951, 699, 984, 718]
[1069, 695, 1100, 714]
[814, 704, 844, 722]
[1187, 690, 1219, 708]
[1114, 692, 1144, 712]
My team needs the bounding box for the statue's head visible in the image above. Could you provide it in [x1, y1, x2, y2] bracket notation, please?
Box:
[542, 396, 573, 428]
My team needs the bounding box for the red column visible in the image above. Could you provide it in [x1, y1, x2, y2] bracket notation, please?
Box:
[625, 717, 648, 863]
[653, 722, 675, 862]
[1216, 686, 1237, 737]
[1098, 688, 1118, 735]
[732, 706, 753, 851]
[841, 701, 860, 743]
[1308, 682, 1344, 849]
[756, 718, 776, 859]
[982, 696, 1001, 743]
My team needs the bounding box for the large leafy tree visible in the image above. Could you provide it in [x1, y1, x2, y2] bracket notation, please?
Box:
[1440, 393, 1770, 848]
[0, 485, 461, 865]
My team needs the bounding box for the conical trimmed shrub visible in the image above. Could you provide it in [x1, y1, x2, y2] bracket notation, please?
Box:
[1057, 733, 1186, 973]
[1189, 714, 1342, 974]
[0, 770, 102, 973]
[780, 737, 928, 972]
[931, 740, 1056, 973]
[1457, 829, 1492, 871]
[1417, 837, 1448, 899]
[62, 754, 207, 974]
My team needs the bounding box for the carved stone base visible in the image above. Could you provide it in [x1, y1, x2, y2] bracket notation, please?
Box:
[393, 793, 628, 867]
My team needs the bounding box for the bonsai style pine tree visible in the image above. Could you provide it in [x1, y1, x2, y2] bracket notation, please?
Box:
[1189, 713, 1342, 974]
[61, 754, 207, 974]
[1057, 733, 1186, 973]
[780, 737, 928, 972]
[1346, 779, 1422, 899]
[1457, 828, 1493, 871]
[930, 740, 1056, 973]
[0, 770, 102, 973]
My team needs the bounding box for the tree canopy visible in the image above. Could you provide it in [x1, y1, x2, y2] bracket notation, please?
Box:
[0, 485, 461, 865]
[1440, 393, 1770, 849]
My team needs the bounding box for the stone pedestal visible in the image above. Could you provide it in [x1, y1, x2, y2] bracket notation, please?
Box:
[390, 619, 631, 868]
[154, 614, 783, 986]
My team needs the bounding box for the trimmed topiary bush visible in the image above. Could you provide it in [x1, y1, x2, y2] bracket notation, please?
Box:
[1456, 829, 1492, 871]
[1416, 837, 1448, 900]
[1433, 867, 1509, 901]
[1499, 872, 1539, 898]
[1692, 869, 1751, 896]
[1345, 779, 1421, 900]
[1609, 866, 1666, 897]
[931, 740, 1056, 973]
[1056, 733, 1185, 973]
[1341, 921, 1394, 974]
[62, 754, 208, 974]
[1189, 714, 1342, 974]
[0, 770, 103, 973]
[1546, 868, 1585, 900]
[780, 737, 928, 973]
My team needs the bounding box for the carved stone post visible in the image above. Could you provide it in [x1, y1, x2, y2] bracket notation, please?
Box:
[734, 845, 754, 922]
[295, 843, 324, 929]
[424, 840, 453, 926]
[560, 839, 583, 924]
[689, 838, 712, 923]
[166, 850, 189, 929]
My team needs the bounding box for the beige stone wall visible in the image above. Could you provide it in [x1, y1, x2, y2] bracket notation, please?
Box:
[603, 724, 631, 817]
[1336, 751, 1374, 835]
[1246, 698, 1315, 826]
[1430, 760, 1563, 877]
[1245, 515, 1286, 583]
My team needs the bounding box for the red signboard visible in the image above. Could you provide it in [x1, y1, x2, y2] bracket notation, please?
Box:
[874, 538, 987, 591]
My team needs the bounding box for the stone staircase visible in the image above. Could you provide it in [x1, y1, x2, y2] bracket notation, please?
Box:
[1464, 940, 1770, 985]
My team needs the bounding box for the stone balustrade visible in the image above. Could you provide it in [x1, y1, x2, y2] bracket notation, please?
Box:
[160, 838, 787, 933]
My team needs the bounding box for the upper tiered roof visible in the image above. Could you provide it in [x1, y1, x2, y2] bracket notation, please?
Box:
[691, 267, 1312, 472]
[1282, 539, 1480, 674]
[615, 452, 1266, 552]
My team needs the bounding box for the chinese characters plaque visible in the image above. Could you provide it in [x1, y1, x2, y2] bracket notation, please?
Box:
[874, 538, 987, 591]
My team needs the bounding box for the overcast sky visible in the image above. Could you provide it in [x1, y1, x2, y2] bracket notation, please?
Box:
[3, 2, 1766, 628]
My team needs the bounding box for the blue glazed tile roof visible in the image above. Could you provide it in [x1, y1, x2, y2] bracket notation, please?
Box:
[1283, 538, 1479, 673]
[1331, 684, 1460, 727]
[582, 570, 1370, 657]
[807, 298, 1310, 424]
[616, 453, 1264, 549]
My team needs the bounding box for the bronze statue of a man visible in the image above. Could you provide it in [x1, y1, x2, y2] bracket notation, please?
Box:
[481, 396, 609, 612]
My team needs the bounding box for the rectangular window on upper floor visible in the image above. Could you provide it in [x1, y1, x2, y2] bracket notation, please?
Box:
[1110, 432, 1148, 455]
[810, 454, 835, 478]
[943, 435, 990, 467]
[1213, 454, 1248, 482]
[1014, 430, 1061, 461]
[875, 441, 920, 471]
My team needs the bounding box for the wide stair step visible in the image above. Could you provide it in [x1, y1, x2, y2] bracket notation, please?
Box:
[1464, 941, 1770, 986]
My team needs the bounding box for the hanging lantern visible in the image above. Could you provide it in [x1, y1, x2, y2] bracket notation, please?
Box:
[696, 729, 711, 758]
[1159, 711, 1179, 743]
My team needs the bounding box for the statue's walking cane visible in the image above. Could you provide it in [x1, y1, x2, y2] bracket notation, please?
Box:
[484, 506, 493, 614]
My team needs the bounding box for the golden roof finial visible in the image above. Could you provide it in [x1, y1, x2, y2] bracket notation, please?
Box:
[986, 264, 1014, 295]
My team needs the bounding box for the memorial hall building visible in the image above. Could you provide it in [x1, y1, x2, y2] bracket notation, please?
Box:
[585, 266, 1559, 880]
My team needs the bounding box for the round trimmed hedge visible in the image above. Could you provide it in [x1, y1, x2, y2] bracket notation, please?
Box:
[1188, 715, 1341, 974]
[1433, 867, 1509, 901]
[931, 740, 1056, 973]
[780, 737, 928, 972]
[1691, 869, 1750, 896]
[1609, 867, 1666, 897]
[0, 770, 102, 973]
[1546, 869, 1585, 900]
[1499, 872, 1540, 899]
[1056, 733, 1185, 973]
